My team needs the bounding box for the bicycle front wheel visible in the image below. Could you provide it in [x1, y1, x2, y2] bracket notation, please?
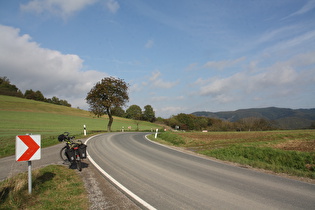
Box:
[60, 147, 68, 163]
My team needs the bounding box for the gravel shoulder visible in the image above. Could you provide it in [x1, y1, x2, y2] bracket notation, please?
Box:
[79, 159, 140, 210]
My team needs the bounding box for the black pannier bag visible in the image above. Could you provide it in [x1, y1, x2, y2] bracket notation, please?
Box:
[58, 134, 66, 142]
[79, 144, 87, 159]
[66, 148, 75, 161]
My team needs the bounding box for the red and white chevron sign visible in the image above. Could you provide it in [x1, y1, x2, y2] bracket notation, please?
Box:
[16, 135, 41, 161]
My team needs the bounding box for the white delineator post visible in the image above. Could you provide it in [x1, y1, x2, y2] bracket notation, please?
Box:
[155, 129, 158, 139]
[84, 125, 87, 136]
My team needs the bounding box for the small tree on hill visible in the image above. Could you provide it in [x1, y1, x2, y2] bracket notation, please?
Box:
[126, 105, 142, 120]
[143, 105, 156, 122]
[86, 77, 129, 132]
[126, 105, 142, 131]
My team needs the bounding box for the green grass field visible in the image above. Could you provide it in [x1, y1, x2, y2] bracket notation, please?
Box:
[149, 130, 315, 179]
[0, 95, 162, 158]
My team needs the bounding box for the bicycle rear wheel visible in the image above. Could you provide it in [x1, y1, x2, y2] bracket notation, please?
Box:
[60, 147, 68, 163]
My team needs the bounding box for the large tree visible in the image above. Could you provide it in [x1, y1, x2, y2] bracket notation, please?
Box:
[86, 77, 129, 132]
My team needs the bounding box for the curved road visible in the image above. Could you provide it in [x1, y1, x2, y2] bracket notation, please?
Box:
[87, 132, 315, 209]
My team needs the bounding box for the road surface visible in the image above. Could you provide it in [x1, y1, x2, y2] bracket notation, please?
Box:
[87, 132, 315, 210]
[0, 143, 64, 181]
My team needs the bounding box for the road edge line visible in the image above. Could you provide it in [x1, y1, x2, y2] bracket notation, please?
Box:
[85, 134, 157, 210]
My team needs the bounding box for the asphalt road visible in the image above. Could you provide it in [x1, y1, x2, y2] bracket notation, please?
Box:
[0, 143, 65, 181]
[87, 132, 315, 210]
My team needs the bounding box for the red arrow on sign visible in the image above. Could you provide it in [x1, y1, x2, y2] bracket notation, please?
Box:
[17, 135, 40, 161]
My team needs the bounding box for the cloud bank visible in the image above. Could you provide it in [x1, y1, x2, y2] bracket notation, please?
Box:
[20, 0, 120, 17]
[0, 24, 107, 109]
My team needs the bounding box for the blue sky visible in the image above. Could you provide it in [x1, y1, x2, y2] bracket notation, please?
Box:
[1, 0, 315, 118]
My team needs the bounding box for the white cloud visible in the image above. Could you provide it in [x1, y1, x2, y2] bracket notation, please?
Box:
[145, 39, 154, 49]
[129, 83, 142, 93]
[257, 26, 298, 45]
[197, 51, 315, 103]
[214, 94, 235, 104]
[264, 30, 315, 55]
[149, 71, 179, 89]
[150, 96, 169, 102]
[159, 106, 186, 117]
[199, 72, 244, 96]
[185, 63, 198, 71]
[20, 0, 97, 18]
[0, 25, 107, 109]
[105, 0, 120, 14]
[284, 0, 315, 19]
[203, 57, 246, 70]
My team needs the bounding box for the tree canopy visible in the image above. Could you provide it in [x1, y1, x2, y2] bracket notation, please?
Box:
[86, 77, 129, 132]
[143, 105, 156, 122]
[126, 105, 142, 120]
[0, 76, 23, 97]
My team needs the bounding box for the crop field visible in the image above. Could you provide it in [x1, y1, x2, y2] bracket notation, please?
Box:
[0, 95, 162, 158]
[177, 131, 315, 152]
[152, 130, 315, 179]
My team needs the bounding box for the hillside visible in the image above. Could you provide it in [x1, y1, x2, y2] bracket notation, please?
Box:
[192, 107, 315, 130]
[0, 95, 162, 157]
[0, 95, 161, 135]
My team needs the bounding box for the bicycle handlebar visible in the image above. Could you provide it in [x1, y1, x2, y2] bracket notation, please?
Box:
[58, 132, 75, 142]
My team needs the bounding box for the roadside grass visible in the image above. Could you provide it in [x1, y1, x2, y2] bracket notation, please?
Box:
[201, 146, 315, 178]
[149, 130, 315, 179]
[0, 165, 88, 209]
[153, 132, 185, 146]
[0, 95, 162, 158]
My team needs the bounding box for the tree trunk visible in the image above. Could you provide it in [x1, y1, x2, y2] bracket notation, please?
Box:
[107, 107, 113, 132]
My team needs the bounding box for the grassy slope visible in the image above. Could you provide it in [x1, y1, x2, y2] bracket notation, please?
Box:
[0, 95, 162, 157]
[0, 165, 88, 209]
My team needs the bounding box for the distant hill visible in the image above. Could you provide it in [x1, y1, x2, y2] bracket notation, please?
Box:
[192, 107, 315, 130]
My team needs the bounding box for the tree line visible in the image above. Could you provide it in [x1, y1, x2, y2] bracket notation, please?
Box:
[0, 76, 71, 107]
[162, 113, 274, 131]
[112, 104, 156, 122]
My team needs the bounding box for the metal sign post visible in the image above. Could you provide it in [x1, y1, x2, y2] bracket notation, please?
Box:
[28, 161, 32, 194]
[16, 135, 41, 194]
